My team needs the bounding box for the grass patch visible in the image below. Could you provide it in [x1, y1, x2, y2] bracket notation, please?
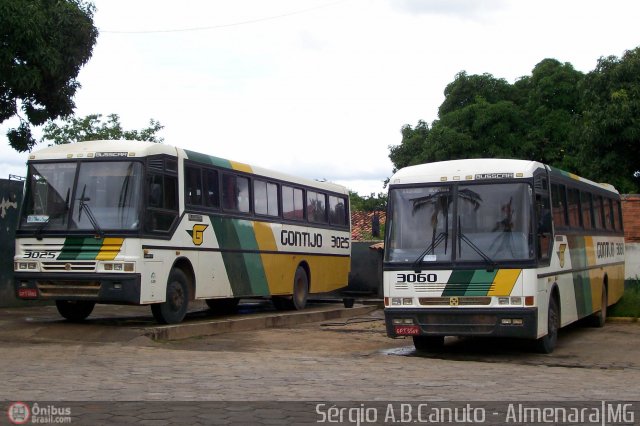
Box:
[609, 281, 640, 318]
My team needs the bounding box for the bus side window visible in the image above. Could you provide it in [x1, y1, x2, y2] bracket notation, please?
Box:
[551, 183, 567, 228]
[185, 166, 202, 206]
[146, 174, 178, 232]
[222, 173, 249, 213]
[329, 195, 348, 226]
[283, 185, 304, 220]
[204, 169, 219, 208]
[567, 188, 581, 227]
[580, 191, 593, 230]
[535, 178, 552, 262]
[307, 190, 327, 223]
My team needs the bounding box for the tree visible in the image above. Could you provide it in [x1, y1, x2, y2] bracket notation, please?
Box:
[349, 191, 387, 212]
[438, 71, 515, 116]
[578, 47, 640, 193]
[0, 0, 98, 152]
[388, 120, 430, 171]
[41, 114, 165, 144]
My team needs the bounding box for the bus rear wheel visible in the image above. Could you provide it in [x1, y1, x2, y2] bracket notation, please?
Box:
[590, 285, 607, 328]
[56, 300, 95, 322]
[151, 269, 190, 324]
[535, 295, 559, 354]
[272, 266, 309, 311]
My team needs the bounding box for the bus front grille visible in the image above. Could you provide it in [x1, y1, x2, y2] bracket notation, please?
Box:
[419, 297, 491, 306]
[41, 262, 97, 272]
[37, 281, 101, 297]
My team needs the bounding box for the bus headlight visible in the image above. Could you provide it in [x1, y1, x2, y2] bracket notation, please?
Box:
[15, 262, 37, 271]
[102, 262, 135, 272]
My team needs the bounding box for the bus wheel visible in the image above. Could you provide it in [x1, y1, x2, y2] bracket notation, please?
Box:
[413, 336, 445, 353]
[272, 266, 309, 311]
[590, 285, 607, 328]
[151, 269, 190, 324]
[291, 266, 309, 310]
[535, 295, 559, 354]
[206, 298, 240, 315]
[56, 300, 95, 322]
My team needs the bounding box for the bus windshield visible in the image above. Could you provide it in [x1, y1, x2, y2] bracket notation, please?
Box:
[385, 182, 534, 265]
[20, 161, 144, 232]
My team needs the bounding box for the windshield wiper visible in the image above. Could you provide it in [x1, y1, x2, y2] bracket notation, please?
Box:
[412, 231, 448, 272]
[35, 188, 70, 240]
[78, 184, 103, 239]
[457, 218, 497, 272]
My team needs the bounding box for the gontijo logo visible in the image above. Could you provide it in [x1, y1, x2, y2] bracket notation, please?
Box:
[187, 224, 209, 246]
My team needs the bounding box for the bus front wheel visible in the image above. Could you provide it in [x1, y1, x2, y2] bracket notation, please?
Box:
[56, 300, 95, 322]
[151, 269, 190, 324]
[535, 295, 559, 354]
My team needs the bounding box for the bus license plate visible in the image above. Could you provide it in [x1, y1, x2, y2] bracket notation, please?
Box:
[395, 325, 420, 335]
[18, 288, 38, 299]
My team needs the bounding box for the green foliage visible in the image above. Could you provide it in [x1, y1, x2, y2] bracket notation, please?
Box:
[349, 191, 387, 212]
[389, 48, 640, 192]
[609, 280, 640, 319]
[0, 0, 98, 151]
[41, 114, 165, 144]
[577, 47, 640, 193]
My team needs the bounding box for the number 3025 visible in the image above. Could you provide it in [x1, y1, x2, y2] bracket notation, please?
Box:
[396, 273, 437, 283]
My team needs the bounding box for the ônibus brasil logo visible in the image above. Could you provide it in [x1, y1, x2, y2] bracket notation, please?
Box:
[7, 401, 30, 425]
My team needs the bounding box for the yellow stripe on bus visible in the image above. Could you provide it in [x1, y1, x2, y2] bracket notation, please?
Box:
[96, 237, 125, 260]
[230, 161, 252, 174]
[487, 269, 521, 296]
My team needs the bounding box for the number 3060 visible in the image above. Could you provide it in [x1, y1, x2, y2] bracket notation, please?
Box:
[396, 273, 437, 283]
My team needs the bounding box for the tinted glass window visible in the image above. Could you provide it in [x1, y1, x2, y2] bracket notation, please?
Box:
[604, 198, 614, 230]
[329, 196, 347, 226]
[581, 191, 593, 230]
[307, 191, 327, 223]
[551, 183, 567, 228]
[567, 188, 581, 227]
[593, 196, 604, 229]
[283, 185, 304, 220]
[146, 174, 178, 232]
[254, 180, 279, 216]
[204, 169, 219, 208]
[185, 167, 202, 205]
[222, 174, 249, 212]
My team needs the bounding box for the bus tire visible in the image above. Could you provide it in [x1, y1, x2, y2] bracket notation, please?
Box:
[590, 285, 607, 328]
[272, 266, 309, 311]
[535, 295, 559, 354]
[206, 298, 240, 315]
[413, 336, 445, 353]
[291, 266, 309, 310]
[56, 300, 95, 322]
[151, 269, 190, 324]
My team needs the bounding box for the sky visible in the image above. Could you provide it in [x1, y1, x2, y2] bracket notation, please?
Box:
[2, 0, 640, 195]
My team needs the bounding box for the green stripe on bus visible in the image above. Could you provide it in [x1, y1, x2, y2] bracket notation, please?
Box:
[465, 270, 497, 296]
[573, 274, 593, 318]
[442, 270, 475, 296]
[210, 216, 270, 297]
[184, 149, 233, 169]
[58, 237, 102, 260]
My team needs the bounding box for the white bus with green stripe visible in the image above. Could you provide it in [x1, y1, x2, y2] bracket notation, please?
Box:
[14, 140, 351, 324]
[384, 159, 625, 353]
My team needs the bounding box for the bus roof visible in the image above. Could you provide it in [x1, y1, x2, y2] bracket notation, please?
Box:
[390, 158, 618, 194]
[28, 140, 348, 195]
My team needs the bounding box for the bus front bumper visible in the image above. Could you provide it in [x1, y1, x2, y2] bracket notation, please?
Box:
[14, 272, 142, 304]
[385, 307, 538, 339]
